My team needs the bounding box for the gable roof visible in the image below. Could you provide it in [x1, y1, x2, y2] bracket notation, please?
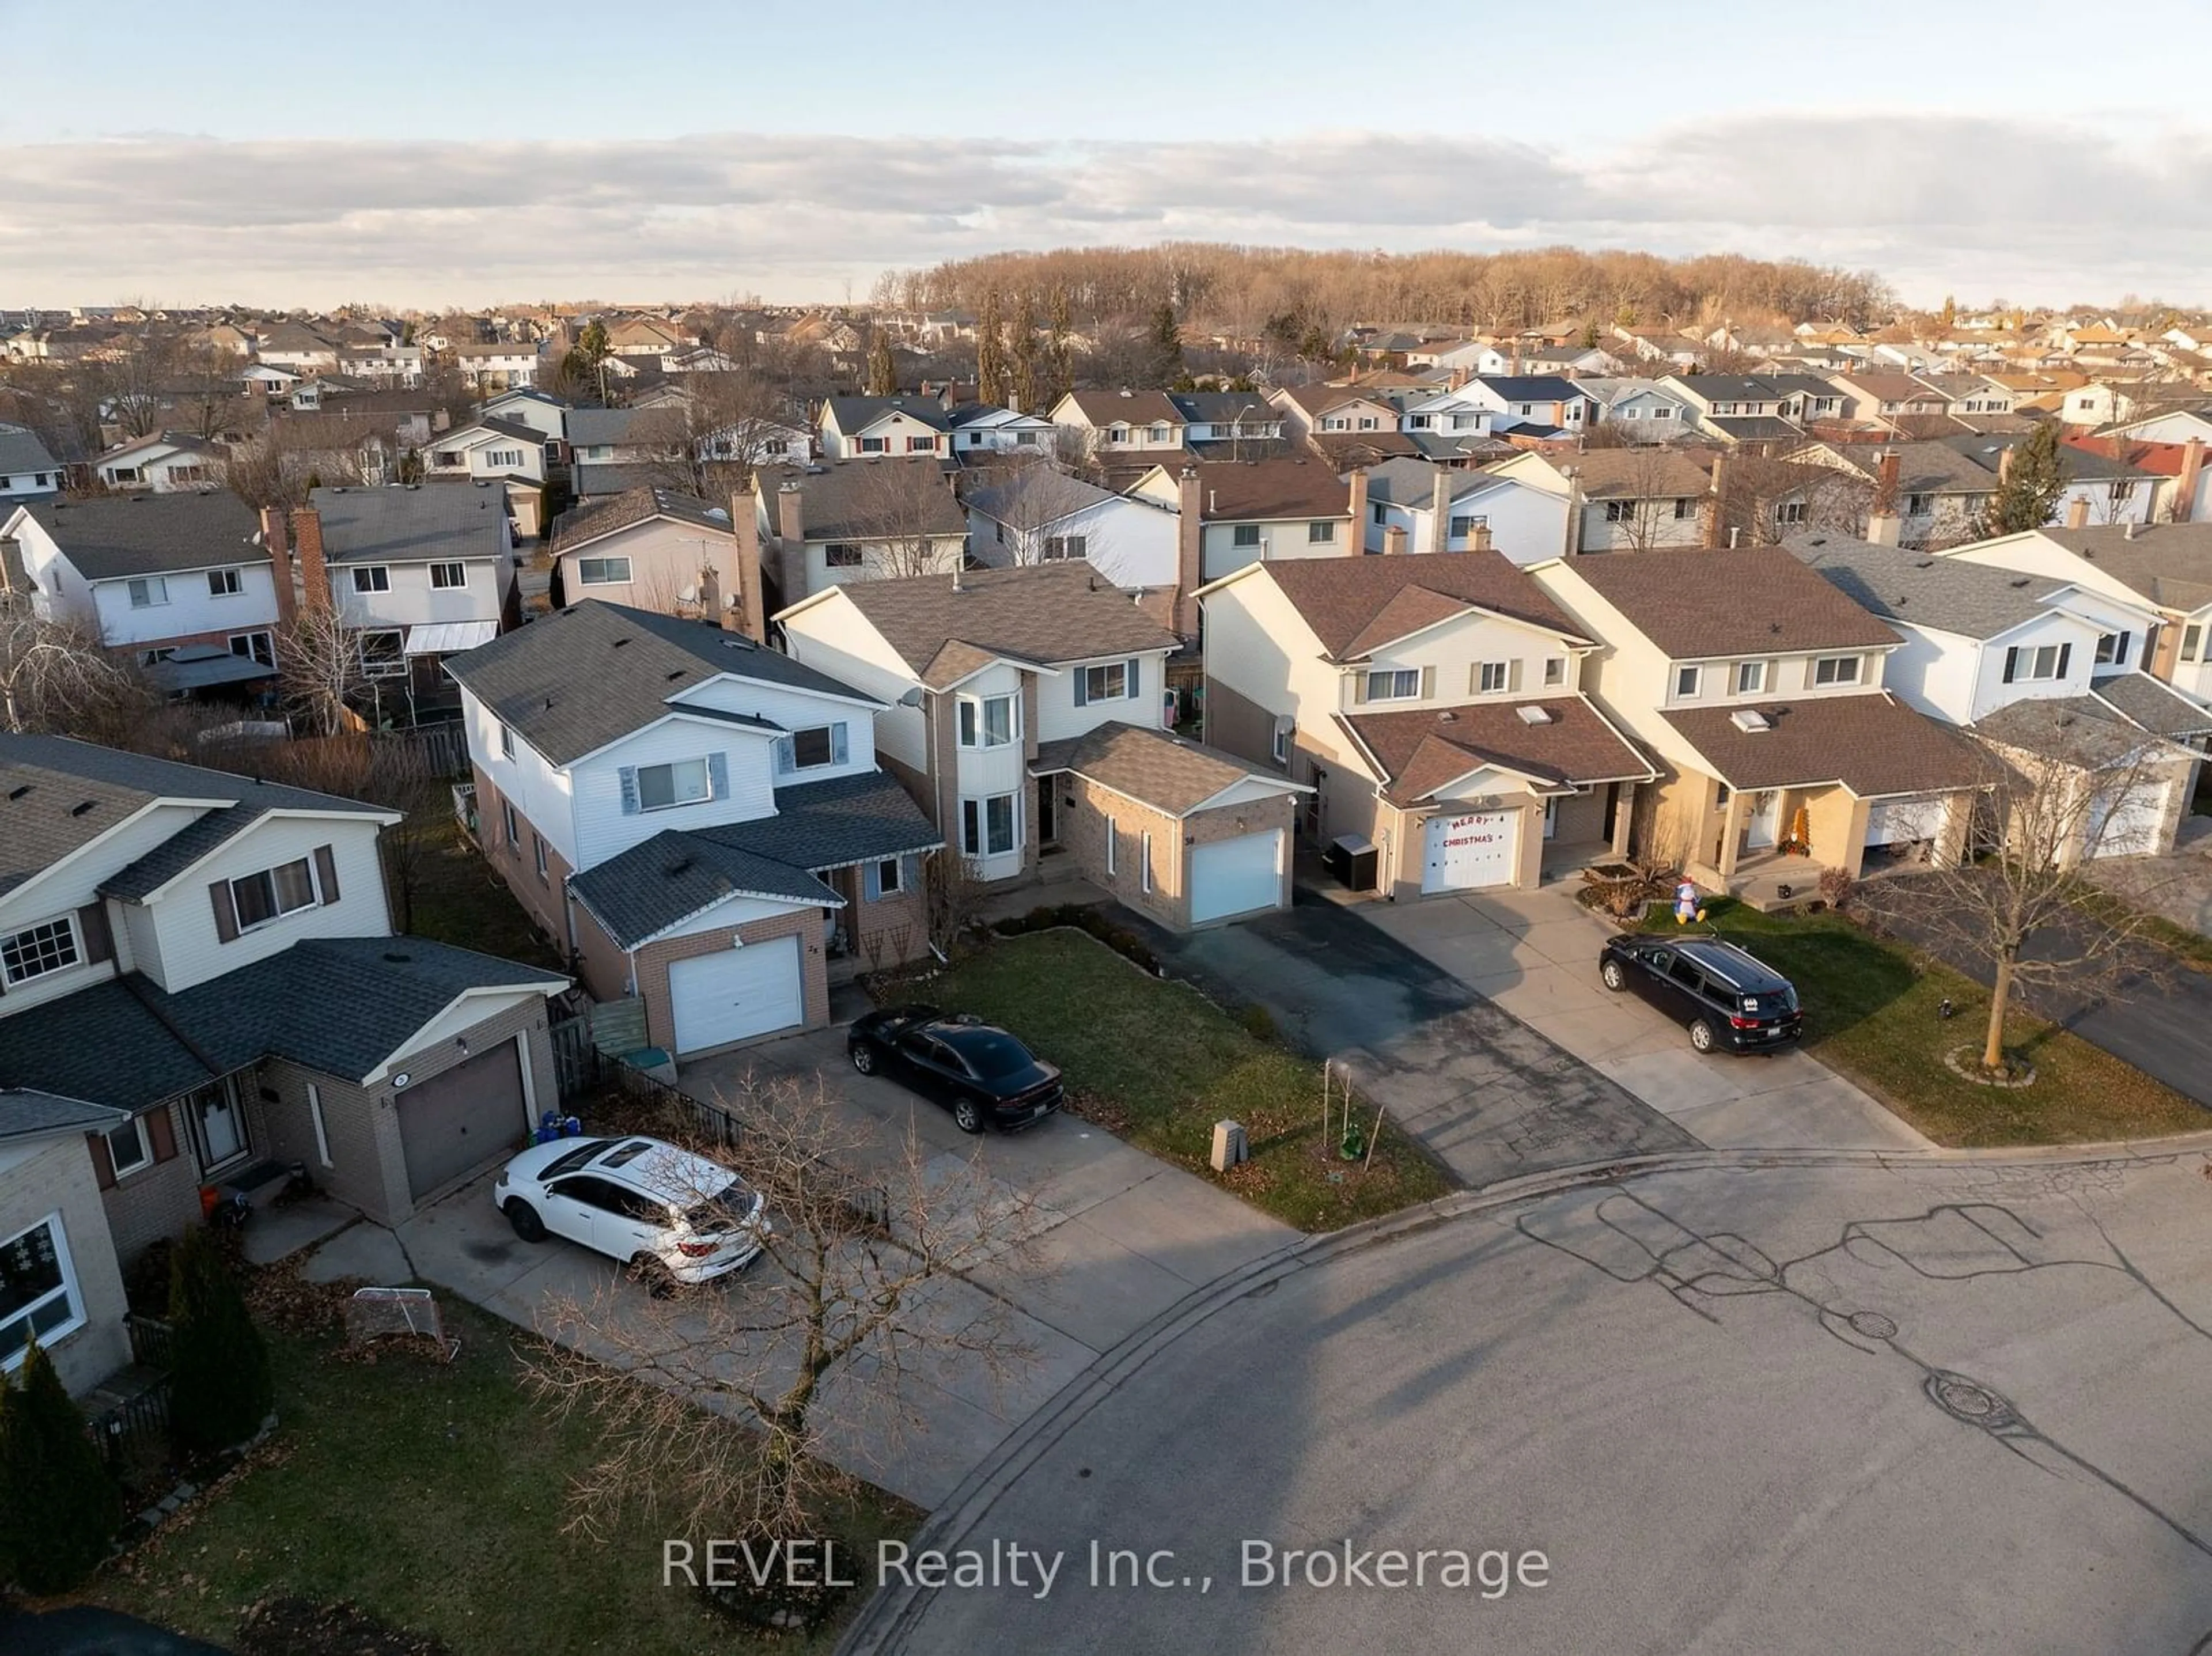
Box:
[549, 487, 733, 556]
[0, 1087, 126, 1142]
[565, 407, 641, 448]
[762, 457, 968, 543]
[2025, 524, 2212, 612]
[1558, 449, 1713, 500]
[1340, 698, 1653, 805]
[1239, 550, 1581, 660]
[1170, 456, 1352, 521]
[960, 469, 1120, 525]
[823, 395, 952, 435]
[0, 423, 57, 476]
[1811, 440, 1997, 495]
[1472, 375, 1584, 401]
[1030, 721, 1302, 815]
[2089, 670, 2212, 739]
[18, 491, 262, 579]
[444, 600, 870, 766]
[1567, 545, 1902, 658]
[307, 484, 506, 564]
[1787, 532, 2077, 639]
[806, 563, 1178, 684]
[1167, 391, 1274, 425]
[1058, 390, 1183, 427]
[1662, 694, 1986, 795]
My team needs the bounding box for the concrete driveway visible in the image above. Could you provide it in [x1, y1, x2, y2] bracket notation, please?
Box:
[1358, 884, 1931, 1153]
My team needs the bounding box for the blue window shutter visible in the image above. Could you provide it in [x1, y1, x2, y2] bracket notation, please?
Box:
[1126, 657, 1141, 699]
[618, 766, 640, 814]
[863, 858, 882, 900]
[902, 853, 919, 892]
[1073, 670, 1088, 708]
[832, 722, 849, 766]
[774, 736, 795, 775]
[707, 751, 729, 799]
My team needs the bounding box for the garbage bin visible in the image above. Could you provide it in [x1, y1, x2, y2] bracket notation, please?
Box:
[1323, 833, 1378, 893]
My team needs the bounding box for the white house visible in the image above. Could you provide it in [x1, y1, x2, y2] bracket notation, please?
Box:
[818, 396, 953, 462]
[94, 433, 222, 493]
[945, 403, 1056, 458]
[0, 424, 62, 501]
[449, 341, 545, 390]
[1486, 449, 1714, 556]
[964, 467, 1179, 597]
[750, 458, 969, 604]
[1359, 457, 1569, 564]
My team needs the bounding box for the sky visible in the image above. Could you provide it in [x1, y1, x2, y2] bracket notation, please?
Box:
[0, 0, 2205, 312]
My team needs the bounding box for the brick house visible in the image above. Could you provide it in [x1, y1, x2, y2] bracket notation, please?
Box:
[446, 600, 941, 1059]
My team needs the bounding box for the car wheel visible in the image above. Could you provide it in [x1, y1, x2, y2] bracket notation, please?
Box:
[1600, 958, 1627, 992]
[630, 1254, 679, 1299]
[953, 1098, 984, 1135]
[503, 1198, 547, 1242]
[851, 1043, 877, 1076]
[1688, 1018, 1717, 1054]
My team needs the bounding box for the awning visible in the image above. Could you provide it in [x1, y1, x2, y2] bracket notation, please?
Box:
[404, 620, 499, 657]
[150, 645, 276, 692]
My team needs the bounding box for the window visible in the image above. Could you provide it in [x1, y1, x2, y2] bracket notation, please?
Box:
[1652, 405, 1674, 420]
[1372, 502, 1388, 526]
[1365, 669, 1420, 701]
[126, 576, 169, 608]
[1477, 662, 1510, 694]
[1604, 501, 1635, 523]
[1672, 497, 1695, 519]
[429, 562, 468, 589]
[0, 1216, 82, 1371]
[1774, 501, 1809, 526]
[958, 695, 1016, 749]
[779, 722, 849, 772]
[907, 436, 935, 453]
[1272, 720, 1291, 763]
[1675, 665, 1703, 699]
[1812, 654, 1862, 686]
[1105, 817, 1118, 876]
[874, 857, 904, 896]
[230, 858, 319, 930]
[1735, 660, 1767, 694]
[433, 449, 462, 468]
[532, 832, 548, 881]
[1042, 534, 1086, 560]
[1622, 406, 1642, 420]
[1107, 426, 1128, 446]
[1357, 416, 1377, 431]
[1449, 514, 1484, 539]
[207, 568, 242, 596]
[352, 566, 391, 593]
[110, 466, 142, 484]
[1, 917, 79, 984]
[2003, 643, 2067, 682]
[2094, 631, 2131, 667]
[1905, 493, 1934, 517]
[576, 555, 631, 585]
[139, 647, 175, 667]
[104, 1115, 150, 1180]
[229, 631, 274, 667]
[498, 721, 516, 759]
[858, 436, 887, 454]
[637, 757, 711, 810]
[1543, 656, 1567, 687]
[1149, 425, 1170, 443]
[2184, 624, 2204, 662]
[1141, 829, 1154, 892]
[359, 630, 405, 677]
[501, 798, 519, 847]
[1083, 662, 1130, 702]
[824, 543, 864, 568]
[960, 793, 1018, 857]
[1307, 521, 1337, 544]
[1232, 524, 1262, 548]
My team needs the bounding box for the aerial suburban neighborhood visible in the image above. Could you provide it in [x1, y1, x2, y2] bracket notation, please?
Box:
[3, 8, 2211, 1655]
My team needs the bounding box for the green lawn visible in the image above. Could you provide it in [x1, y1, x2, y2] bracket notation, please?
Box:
[402, 813, 565, 972]
[92, 1298, 915, 1656]
[1634, 899, 2208, 1147]
[927, 930, 1454, 1229]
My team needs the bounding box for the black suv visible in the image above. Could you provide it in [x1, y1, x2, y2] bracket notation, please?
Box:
[1598, 935, 1804, 1054]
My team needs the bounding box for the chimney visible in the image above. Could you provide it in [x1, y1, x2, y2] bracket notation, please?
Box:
[730, 488, 766, 642]
[776, 478, 805, 547]
[1998, 445, 2016, 484]
[290, 506, 328, 611]
[1562, 469, 1586, 558]
[2124, 518, 2141, 540]
[1874, 448, 1901, 515]
[1866, 511, 1903, 547]
[1382, 524, 1408, 556]
[1346, 467, 1368, 554]
[1173, 464, 1203, 635]
[1447, 365, 1469, 392]
[1469, 523, 1494, 552]
[259, 505, 297, 624]
[1704, 453, 1728, 550]
[2179, 435, 2205, 522]
[1430, 467, 1453, 554]
[2065, 495, 2091, 529]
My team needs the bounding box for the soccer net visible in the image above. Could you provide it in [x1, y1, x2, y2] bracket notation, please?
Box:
[344, 1286, 460, 1362]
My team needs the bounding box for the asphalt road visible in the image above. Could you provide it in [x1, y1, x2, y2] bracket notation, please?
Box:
[851, 1153, 2212, 1655]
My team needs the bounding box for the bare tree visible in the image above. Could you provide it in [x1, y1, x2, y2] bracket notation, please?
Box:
[970, 456, 1134, 583]
[0, 595, 151, 737]
[629, 373, 796, 496]
[524, 1076, 1050, 1543]
[1714, 453, 1870, 547]
[276, 601, 370, 737]
[845, 459, 968, 578]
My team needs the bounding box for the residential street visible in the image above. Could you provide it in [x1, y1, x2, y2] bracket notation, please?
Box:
[850, 1150, 2212, 1655]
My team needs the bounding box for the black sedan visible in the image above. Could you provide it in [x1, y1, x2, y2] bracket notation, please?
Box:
[1597, 934, 1804, 1054]
[847, 1006, 1065, 1132]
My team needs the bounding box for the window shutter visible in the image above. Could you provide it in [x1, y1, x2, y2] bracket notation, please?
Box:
[773, 737, 795, 775]
[2055, 642, 2071, 679]
[618, 765, 641, 814]
[1469, 664, 1482, 695]
[210, 880, 240, 943]
[1506, 659, 1523, 692]
[2002, 647, 2018, 683]
[1126, 658, 1142, 699]
[902, 853, 919, 892]
[1353, 673, 1370, 706]
[313, 843, 340, 904]
[707, 751, 730, 799]
[1073, 672, 1089, 708]
[76, 903, 112, 965]
[863, 858, 882, 901]
[832, 723, 849, 766]
[1420, 666, 1437, 699]
[147, 1105, 178, 1163]
[2116, 631, 2130, 667]
[88, 1131, 116, 1191]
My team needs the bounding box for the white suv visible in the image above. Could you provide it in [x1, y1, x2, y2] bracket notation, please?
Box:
[493, 1135, 768, 1290]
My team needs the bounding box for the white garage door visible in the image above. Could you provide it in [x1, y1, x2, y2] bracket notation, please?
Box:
[1865, 794, 1948, 847]
[1422, 809, 1520, 894]
[1190, 829, 1285, 924]
[668, 935, 805, 1056]
[2086, 782, 2166, 858]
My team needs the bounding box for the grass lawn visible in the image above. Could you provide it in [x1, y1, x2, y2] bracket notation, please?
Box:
[926, 930, 1454, 1229]
[402, 813, 565, 972]
[1635, 899, 2208, 1147]
[91, 1298, 916, 1656]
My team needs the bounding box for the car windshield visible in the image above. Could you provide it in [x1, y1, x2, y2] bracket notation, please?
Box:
[539, 1138, 612, 1179]
[949, 1029, 1035, 1080]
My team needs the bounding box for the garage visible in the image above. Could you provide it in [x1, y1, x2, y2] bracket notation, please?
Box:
[1421, 808, 1520, 893]
[668, 934, 805, 1055]
[396, 1039, 528, 1203]
[1865, 793, 1950, 847]
[1190, 829, 1285, 925]
[2086, 781, 2167, 858]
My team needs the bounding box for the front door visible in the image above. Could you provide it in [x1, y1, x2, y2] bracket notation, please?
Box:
[1036, 779, 1058, 846]
[1744, 791, 1781, 851]
[189, 1076, 248, 1170]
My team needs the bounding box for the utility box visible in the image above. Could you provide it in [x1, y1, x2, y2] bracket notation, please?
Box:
[1324, 834, 1378, 893]
[1210, 1119, 1248, 1172]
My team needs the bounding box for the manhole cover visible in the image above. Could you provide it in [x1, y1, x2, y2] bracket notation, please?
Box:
[1848, 1311, 1898, 1340]
[1927, 1372, 2016, 1427]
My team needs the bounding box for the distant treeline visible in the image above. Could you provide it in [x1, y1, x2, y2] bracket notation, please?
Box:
[884, 243, 1896, 338]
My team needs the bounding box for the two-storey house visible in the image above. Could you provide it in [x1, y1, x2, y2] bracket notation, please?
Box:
[1167, 392, 1282, 457]
[449, 340, 545, 390]
[1359, 457, 1567, 564]
[1124, 457, 1362, 630]
[1459, 376, 1597, 437]
[0, 734, 567, 1346]
[548, 488, 759, 630]
[1487, 449, 1715, 556]
[748, 458, 969, 605]
[944, 403, 1056, 458]
[0, 424, 61, 502]
[94, 433, 222, 493]
[818, 397, 953, 462]
[1200, 552, 1650, 897]
[1, 493, 284, 694]
[1658, 375, 1806, 449]
[448, 601, 940, 1056]
[963, 467, 1180, 605]
[1047, 391, 1188, 461]
[1531, 546, 1987, 903]
[779, 564, 1302, 929]
[1268, 385, 1403, 445]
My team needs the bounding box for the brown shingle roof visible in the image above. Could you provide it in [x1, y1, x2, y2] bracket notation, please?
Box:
[762, 457, 967, 544]
[1662, 695, 1985, 794]
[1166, 457, 1354, 522]
[1342, 697, 1654, 804]
[824, 563, 1179, 685]
[1061, 391, 1184, 427]
[1570, 546, 1902, 658]
[1031, 721, 1297, 815]
[1558, 449, 1714, 501]
[1251, 550, 1584, 660]
[548, 487, 733, 556]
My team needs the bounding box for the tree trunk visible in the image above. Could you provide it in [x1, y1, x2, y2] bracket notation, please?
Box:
[1983, 953, 2014, 1071]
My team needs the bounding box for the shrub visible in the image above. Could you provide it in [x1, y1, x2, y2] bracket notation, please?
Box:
[168, 1226, 274, 1456]
[1238, 1003, 1279, 1044]
[1817, 866, 1855, 911]
[991, 903, 1160, 975]
[0, 1337, 120, 1592]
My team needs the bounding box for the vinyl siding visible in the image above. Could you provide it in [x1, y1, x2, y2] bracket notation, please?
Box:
[570, 718, 780, 871]
[141, 814, 392, 993]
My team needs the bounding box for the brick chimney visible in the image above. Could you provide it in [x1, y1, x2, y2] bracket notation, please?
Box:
[289, 505, 328, 611]
[730, 488, 766, 642]
[2065, 495, 2091, 529]
[1345, 467, 1368, 554]
[1874, 448, 1901, 516]
[1704, 453, 1729, 550]
[1998, 445, 2016, 484]
[1173, 464, 1203, 635]
[1562, 467, 1586, 558]
[2179, 435, 2205, 522]
[1430, 467, 1453, 554]
[1381, 524, 1408, 556]
[258, 505, 296, 624]
[1469, 523, 1495, 553]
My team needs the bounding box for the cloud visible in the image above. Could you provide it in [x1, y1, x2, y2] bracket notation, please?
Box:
[0, 115, 2204, 307]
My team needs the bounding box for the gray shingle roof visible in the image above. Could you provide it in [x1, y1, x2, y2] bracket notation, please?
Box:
[696, 771, 942, 871]
[569, 832, 843, 950]
[0, 733, 388, 900]
[764, 457, 968, 543]
[824, 396, 952, 435]
[444, 600, 873, 766]
[549, 487, 733, 556]
[565, 407, 641, 447]
[308, 484, 508, 564]
[2090, 671, 2212, 738]
[0, 1086, 127, 1141]
[573, 463, 662, 499]
[812, 563, 1179, 684]
[1031, 721, 1298, 814]
[20, 491, 264, 580]
[1789, 532, 2068, 640]
[0, 423, 58, 478]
